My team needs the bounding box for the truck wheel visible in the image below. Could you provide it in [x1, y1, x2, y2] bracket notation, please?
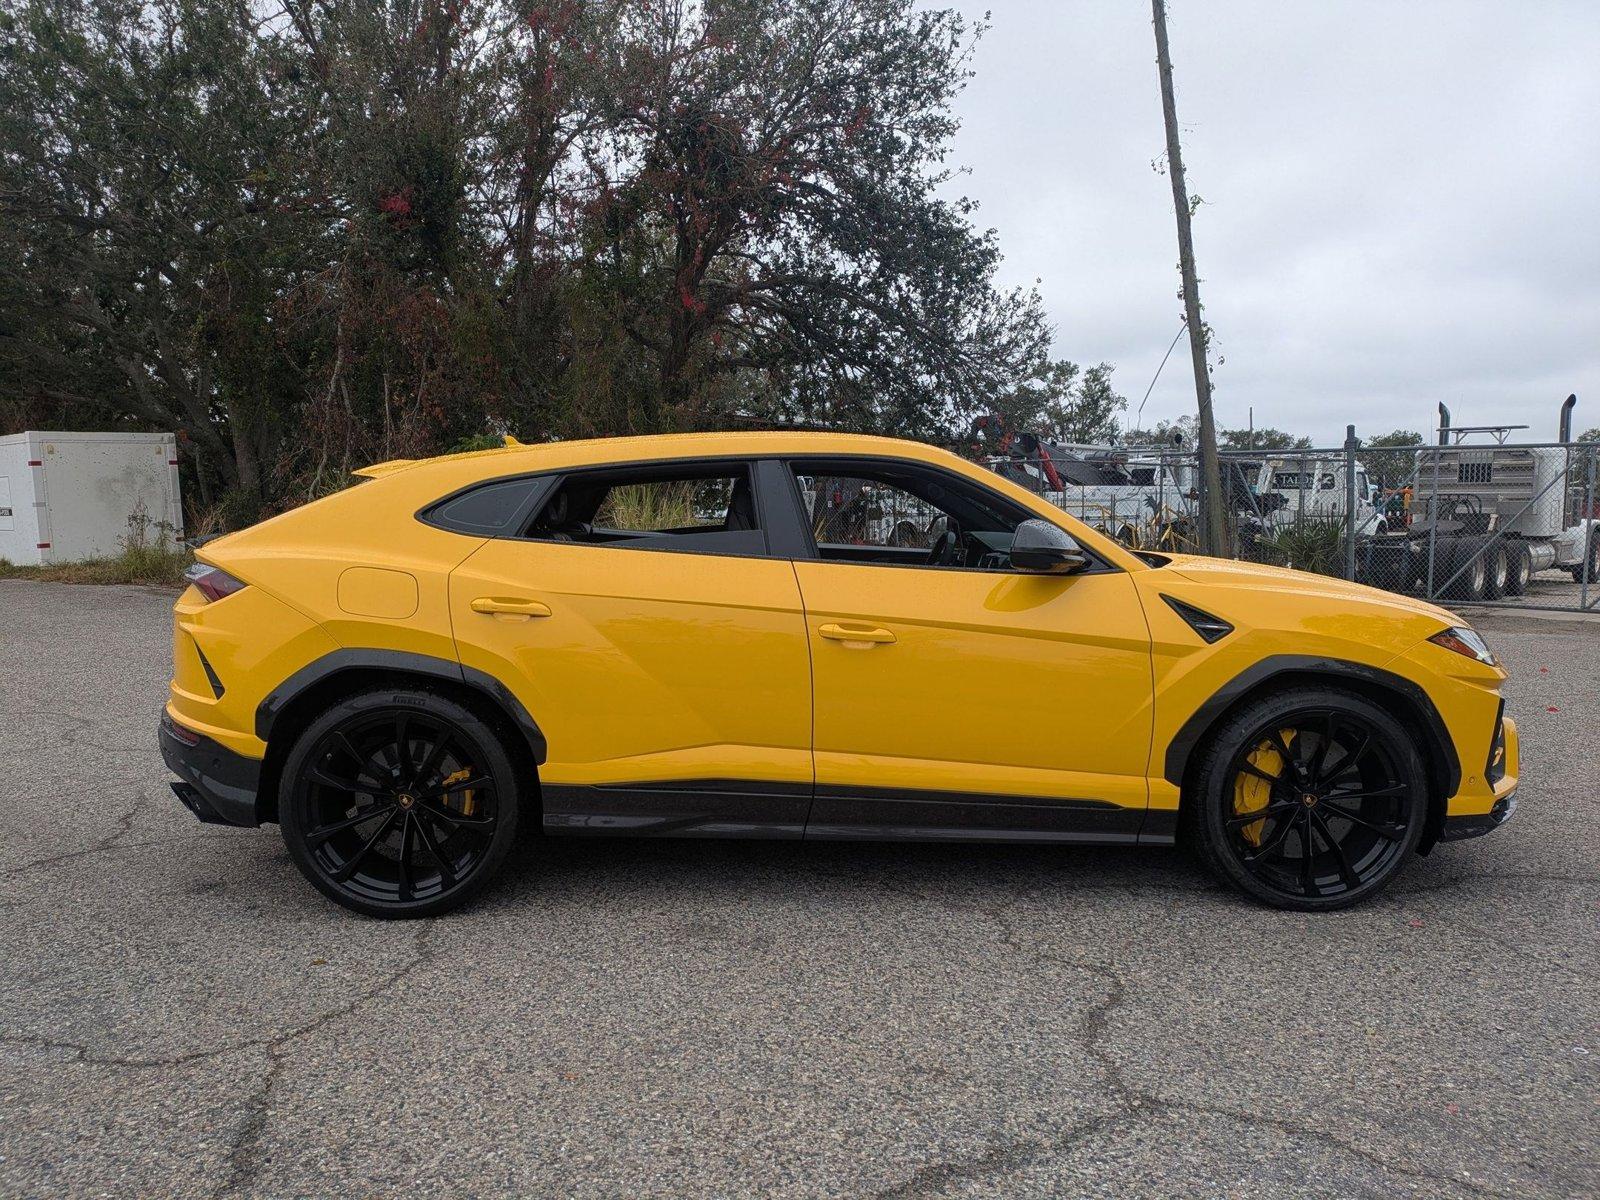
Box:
[1443, 540, 1487, 601]
[1481, 542, 1509, 600]
[1573, 530, 1600, 585]
[1506, 542, 1531, 596]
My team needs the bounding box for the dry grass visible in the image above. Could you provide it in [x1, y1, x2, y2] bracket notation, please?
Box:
[0, 512, 194, 587]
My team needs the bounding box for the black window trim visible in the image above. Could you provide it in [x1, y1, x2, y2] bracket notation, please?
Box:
[419, 455, 799, 562]
[778, 454, 1121, 576]
[416, 450, 1120, 575]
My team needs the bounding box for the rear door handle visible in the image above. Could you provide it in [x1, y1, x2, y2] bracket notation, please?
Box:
[817, 623, 896, 646]
[471, 597, 552, 620]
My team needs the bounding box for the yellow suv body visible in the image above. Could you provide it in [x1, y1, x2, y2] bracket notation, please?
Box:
[161, 432, 1518, 916]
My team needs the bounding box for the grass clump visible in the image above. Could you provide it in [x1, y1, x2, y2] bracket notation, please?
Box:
[0, 511, 194, 587]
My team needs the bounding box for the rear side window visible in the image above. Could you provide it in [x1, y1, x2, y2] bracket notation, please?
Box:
[424, 476, 545, 535]
[523, 463, 767, 557]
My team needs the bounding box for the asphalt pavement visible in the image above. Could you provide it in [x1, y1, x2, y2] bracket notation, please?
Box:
[0, 581, 1595, 1199]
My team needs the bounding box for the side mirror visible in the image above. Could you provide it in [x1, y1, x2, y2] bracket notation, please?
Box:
[1010, 519, 1089, 574]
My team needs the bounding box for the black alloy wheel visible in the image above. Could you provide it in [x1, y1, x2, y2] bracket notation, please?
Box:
[279, 689, 521, 917]
[1187, 688, 1425, 910]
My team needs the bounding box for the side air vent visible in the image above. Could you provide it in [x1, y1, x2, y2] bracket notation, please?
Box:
[1161, 595, 1234, 644]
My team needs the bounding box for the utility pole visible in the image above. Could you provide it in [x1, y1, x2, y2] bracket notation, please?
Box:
[1151, 0, 1227, 555]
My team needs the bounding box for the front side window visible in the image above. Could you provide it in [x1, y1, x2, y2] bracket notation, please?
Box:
[523, 463, 765, 556]
[790, 461, 1040, 571]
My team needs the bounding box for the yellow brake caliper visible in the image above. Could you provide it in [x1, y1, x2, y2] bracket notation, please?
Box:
[1234, 729, 1293, 846]
[438, 767, 476, 817]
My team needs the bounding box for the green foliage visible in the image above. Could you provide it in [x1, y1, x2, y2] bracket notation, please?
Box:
[0, 0, 1097, 525]
[1254, 515, 1348, 578]
[1122, 415, 1197, 447]
[0, 509, 192, 586]
[1362, 429, 1424, 487]
[989, 361, 1126, 444]
[1219, 427, 1311, 451]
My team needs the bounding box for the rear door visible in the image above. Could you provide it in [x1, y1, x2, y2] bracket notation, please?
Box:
[448, 458, 813, 837]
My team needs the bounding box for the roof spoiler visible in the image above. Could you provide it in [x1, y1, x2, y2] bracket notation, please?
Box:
[352, 459, 419, 480]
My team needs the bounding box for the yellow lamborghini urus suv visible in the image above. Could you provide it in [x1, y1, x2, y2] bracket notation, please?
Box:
[160, 432, 1518, 917]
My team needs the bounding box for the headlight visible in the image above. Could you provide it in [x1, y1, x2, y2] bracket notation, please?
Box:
[1428, 625, 1497, 666]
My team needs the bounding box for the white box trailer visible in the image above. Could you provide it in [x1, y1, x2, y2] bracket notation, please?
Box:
[0, 431, 183, 566]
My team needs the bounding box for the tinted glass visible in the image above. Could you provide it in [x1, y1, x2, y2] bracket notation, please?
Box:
[427, 477, 541, 535]
[524, 464, 766, 557]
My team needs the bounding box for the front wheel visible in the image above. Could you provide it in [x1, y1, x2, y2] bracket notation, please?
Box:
[1185, 688, 1426, 911]
[279, 689, 523, 918]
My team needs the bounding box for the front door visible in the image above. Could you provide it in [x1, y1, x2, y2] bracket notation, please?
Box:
[786, 460, 1155, 841]
[450, 458, 813, 837]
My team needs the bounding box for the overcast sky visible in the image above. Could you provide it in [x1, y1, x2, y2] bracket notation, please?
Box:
[939, 0, 1600, 445]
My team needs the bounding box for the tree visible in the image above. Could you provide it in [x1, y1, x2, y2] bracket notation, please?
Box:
[1218, 427, 1310, 451]
[1362, 429, 1424, 487]
[0, 0, 1106, 519]
[987, 361, 1125, 445]
[1578, 428, 1600, 443]
[1122, 415, 1197, 447]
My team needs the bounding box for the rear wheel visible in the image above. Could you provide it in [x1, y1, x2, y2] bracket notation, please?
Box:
[1442, 539, 1487, 601]
[279, 689, 522, 918]
[1186, 688, 1426, 911]
[1573, 529, 1600, 585]
[1506, 541, 1531, 596]
[1481, 542, 1509, 600]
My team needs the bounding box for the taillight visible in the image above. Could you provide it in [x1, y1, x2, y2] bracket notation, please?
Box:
[184, 562, 248, 603]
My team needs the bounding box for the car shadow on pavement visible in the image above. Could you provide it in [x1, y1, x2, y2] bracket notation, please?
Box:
[493, 834, 1221, 910]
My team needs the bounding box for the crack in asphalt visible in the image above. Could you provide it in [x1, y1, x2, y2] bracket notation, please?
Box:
[0, 922, 441, 1071]
[0, 828, 244, 880]
[2, 921, 443, 1199]
[0, 786, 162, 880]
[862, 889, 1522, 1200]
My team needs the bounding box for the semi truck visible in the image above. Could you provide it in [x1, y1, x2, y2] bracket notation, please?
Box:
[1357, 396, 1598, 600]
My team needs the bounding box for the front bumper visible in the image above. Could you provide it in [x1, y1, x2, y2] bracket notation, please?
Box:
[159, 711, 263, 827]
[1440, 789, 1517, 841]
[1439, 712, 1519, 842]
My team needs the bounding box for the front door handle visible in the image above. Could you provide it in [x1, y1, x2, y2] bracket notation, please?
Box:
[818, 623, 896, 646]
[471, 597, 552, 620]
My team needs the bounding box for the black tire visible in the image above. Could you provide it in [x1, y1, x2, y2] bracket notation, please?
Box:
[279, 688, 523, 918]
[1481, 541, 1509, 600]
[1442, 539, 1487, 601]
[1573, 529, 1599, 585]
[1506, 541, 1531, 596]
[1184, 687, 1427, 911]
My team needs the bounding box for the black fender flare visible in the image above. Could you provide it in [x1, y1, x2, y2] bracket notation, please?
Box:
[1162, 654, 1460, 800]
[255, 648, 547, 765]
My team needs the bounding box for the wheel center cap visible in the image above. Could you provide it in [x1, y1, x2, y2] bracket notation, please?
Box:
[397, 793, 416, 809]
[1301, 793, 1319, 808]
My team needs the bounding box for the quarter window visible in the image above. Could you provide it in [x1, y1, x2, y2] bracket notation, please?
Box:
[424, 476, 545, 535]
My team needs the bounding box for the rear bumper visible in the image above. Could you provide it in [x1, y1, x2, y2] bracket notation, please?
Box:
[159, 711, 263, 827]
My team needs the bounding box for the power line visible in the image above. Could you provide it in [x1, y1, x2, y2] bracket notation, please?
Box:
[1134, 318, 1188, 431]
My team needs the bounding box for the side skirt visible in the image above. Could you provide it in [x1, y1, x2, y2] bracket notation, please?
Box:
[541, 779, 1164, 845]
[541, 779, 811, 839]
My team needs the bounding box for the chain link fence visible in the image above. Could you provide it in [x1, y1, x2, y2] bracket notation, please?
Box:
[979, 434, 1600, 614]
